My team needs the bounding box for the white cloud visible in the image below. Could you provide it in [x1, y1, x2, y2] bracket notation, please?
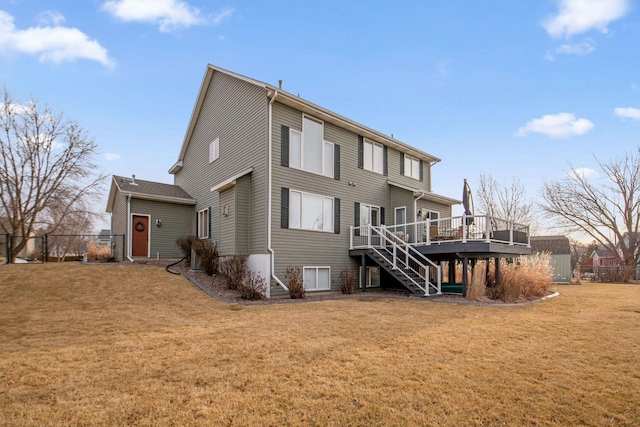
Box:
[0, 10, 113, 67]
[102, 0, 213, 32]
[543, 0, 631, 38]
[556, 39, 595, 55]
[212, 7, 234, 25]
[614, 107, 640, 120]
[545, 38, 595, 61]
[516, 113, 594, 138]
[569, 167, 598, 179]
[36, 10, 65, 26]
[105, 153, 121, 161]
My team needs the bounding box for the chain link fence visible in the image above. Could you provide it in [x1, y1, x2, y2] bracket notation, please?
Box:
[2, 234, 125, 264]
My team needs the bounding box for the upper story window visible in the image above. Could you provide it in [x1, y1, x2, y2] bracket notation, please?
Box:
[281, 187, 340, 234]
[404, 154, 420, 180]
[209, 137, 219, 163]
[358, 137, 386, 175]
[289, 189, 334, 232]
[289, 117, 334, 178]
[363, 139, 384, 174]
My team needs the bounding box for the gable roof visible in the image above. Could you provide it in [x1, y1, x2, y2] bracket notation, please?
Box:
[106, 175, 195, 213]
[170, 64, 441, 174]
[591, 248, 617, 259]
[530, 235, 570, 255]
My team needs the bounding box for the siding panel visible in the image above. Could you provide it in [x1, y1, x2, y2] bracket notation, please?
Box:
[130, 198, 193, 258]
[174, 71, 268, 255]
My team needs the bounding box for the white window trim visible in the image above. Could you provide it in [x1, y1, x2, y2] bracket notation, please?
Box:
[289, 189, 334, 233]
[395, 206, 407, 233]
[289, 115, 335, 178]
[363, 138, 384, 175]
[404, 154, 420, 180]
[209, 137, 219, 163]
[303, 266, 331, 291]
[198, 208, 209, 239]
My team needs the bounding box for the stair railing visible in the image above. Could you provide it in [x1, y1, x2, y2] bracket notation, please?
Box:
[367, 225, 441, 296]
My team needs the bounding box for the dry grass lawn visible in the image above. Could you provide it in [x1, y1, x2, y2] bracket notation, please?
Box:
[1, 263, 639, 426]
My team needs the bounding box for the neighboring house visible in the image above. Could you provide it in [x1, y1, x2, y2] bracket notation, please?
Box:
[106, 175, 195, 259]
[97, 229, 111, 245]
[530, 235, 571, 283]
[107, 64, 531, 297]
[591, 249, 619, 269]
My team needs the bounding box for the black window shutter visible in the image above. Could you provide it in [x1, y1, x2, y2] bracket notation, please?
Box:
[419, 160, 423, 182]
[334, 144, 340, 180]
[195, 211, 199, 236]
[357, 136, 363, 169]
[334, 198, 340, 234]
[383, 145, 388, 176]
[281, 125, 289, 167]
[281, 187, 289, 229]
[208, 207, 212, 239]
[400, 153, 405, 176]
[354, 202, 360, 236]
[380, 207, 386, 225]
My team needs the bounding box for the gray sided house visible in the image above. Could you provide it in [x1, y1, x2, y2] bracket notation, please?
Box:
[106, 175, 195, 260]
[169, 64, 469, 297]
[108, 64, 531, 297]
[530, 235, 571, 284]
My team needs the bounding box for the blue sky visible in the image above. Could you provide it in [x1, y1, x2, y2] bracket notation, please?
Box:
[1, 0, 639, 229]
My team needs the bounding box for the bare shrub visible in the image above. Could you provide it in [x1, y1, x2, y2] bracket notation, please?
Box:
[239, 271, 266, 300]
[598, 266, 633, 283]
[488, 253, 553, 302]
[340, 268, 356, 294]
[193, 239, 218, 277]
[466, 262, 487, 301]
[175, 235, 198, 264]
[285, 266, 305, 299]
[221, 255, 248, 291]
[87, 241, 113, 262]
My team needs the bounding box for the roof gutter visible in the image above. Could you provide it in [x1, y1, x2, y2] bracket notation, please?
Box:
[267, 90, 288, 295]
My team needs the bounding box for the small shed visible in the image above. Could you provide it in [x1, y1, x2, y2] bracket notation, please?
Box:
[530, 235, 571, 283]
[106, 175, 195, 259]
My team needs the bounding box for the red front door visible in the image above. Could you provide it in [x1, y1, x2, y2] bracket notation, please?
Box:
[131, 215, 149, 257]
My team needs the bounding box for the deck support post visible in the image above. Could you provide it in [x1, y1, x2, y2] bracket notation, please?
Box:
[361, 253, 367, 293]
[494, 257, 500, 286]
[448, 257, 455, 284]
[462, 257, 468, 297]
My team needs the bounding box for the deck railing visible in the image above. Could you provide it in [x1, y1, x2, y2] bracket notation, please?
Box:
[350, 215, 530, 250]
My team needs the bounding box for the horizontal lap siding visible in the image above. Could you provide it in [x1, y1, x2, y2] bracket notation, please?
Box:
[111, 192, 127, 260]
[387, 146, 431, 191]
[174, 71, 268, 254]
[219, 188, 235, 255]
[272, 102, 401, 296]
[131, 199, 193, 258]
[235, 175, 251, 254]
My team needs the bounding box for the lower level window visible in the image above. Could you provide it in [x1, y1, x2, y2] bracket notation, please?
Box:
[304, 267, 331, 291]
[198, 208, 209, 239]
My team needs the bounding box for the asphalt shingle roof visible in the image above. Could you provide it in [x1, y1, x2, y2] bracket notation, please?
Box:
[530, 235, 571, 255]
[113, 175, 193, 200]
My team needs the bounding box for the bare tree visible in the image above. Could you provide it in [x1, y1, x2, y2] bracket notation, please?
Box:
[0, 88, 105, 259]
[540, 147, 640, 268]
[476, 173, 536, 229]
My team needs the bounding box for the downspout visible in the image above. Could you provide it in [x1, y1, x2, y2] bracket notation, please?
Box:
[126, 193, 134, 262]
[267, 90, 288, 293]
